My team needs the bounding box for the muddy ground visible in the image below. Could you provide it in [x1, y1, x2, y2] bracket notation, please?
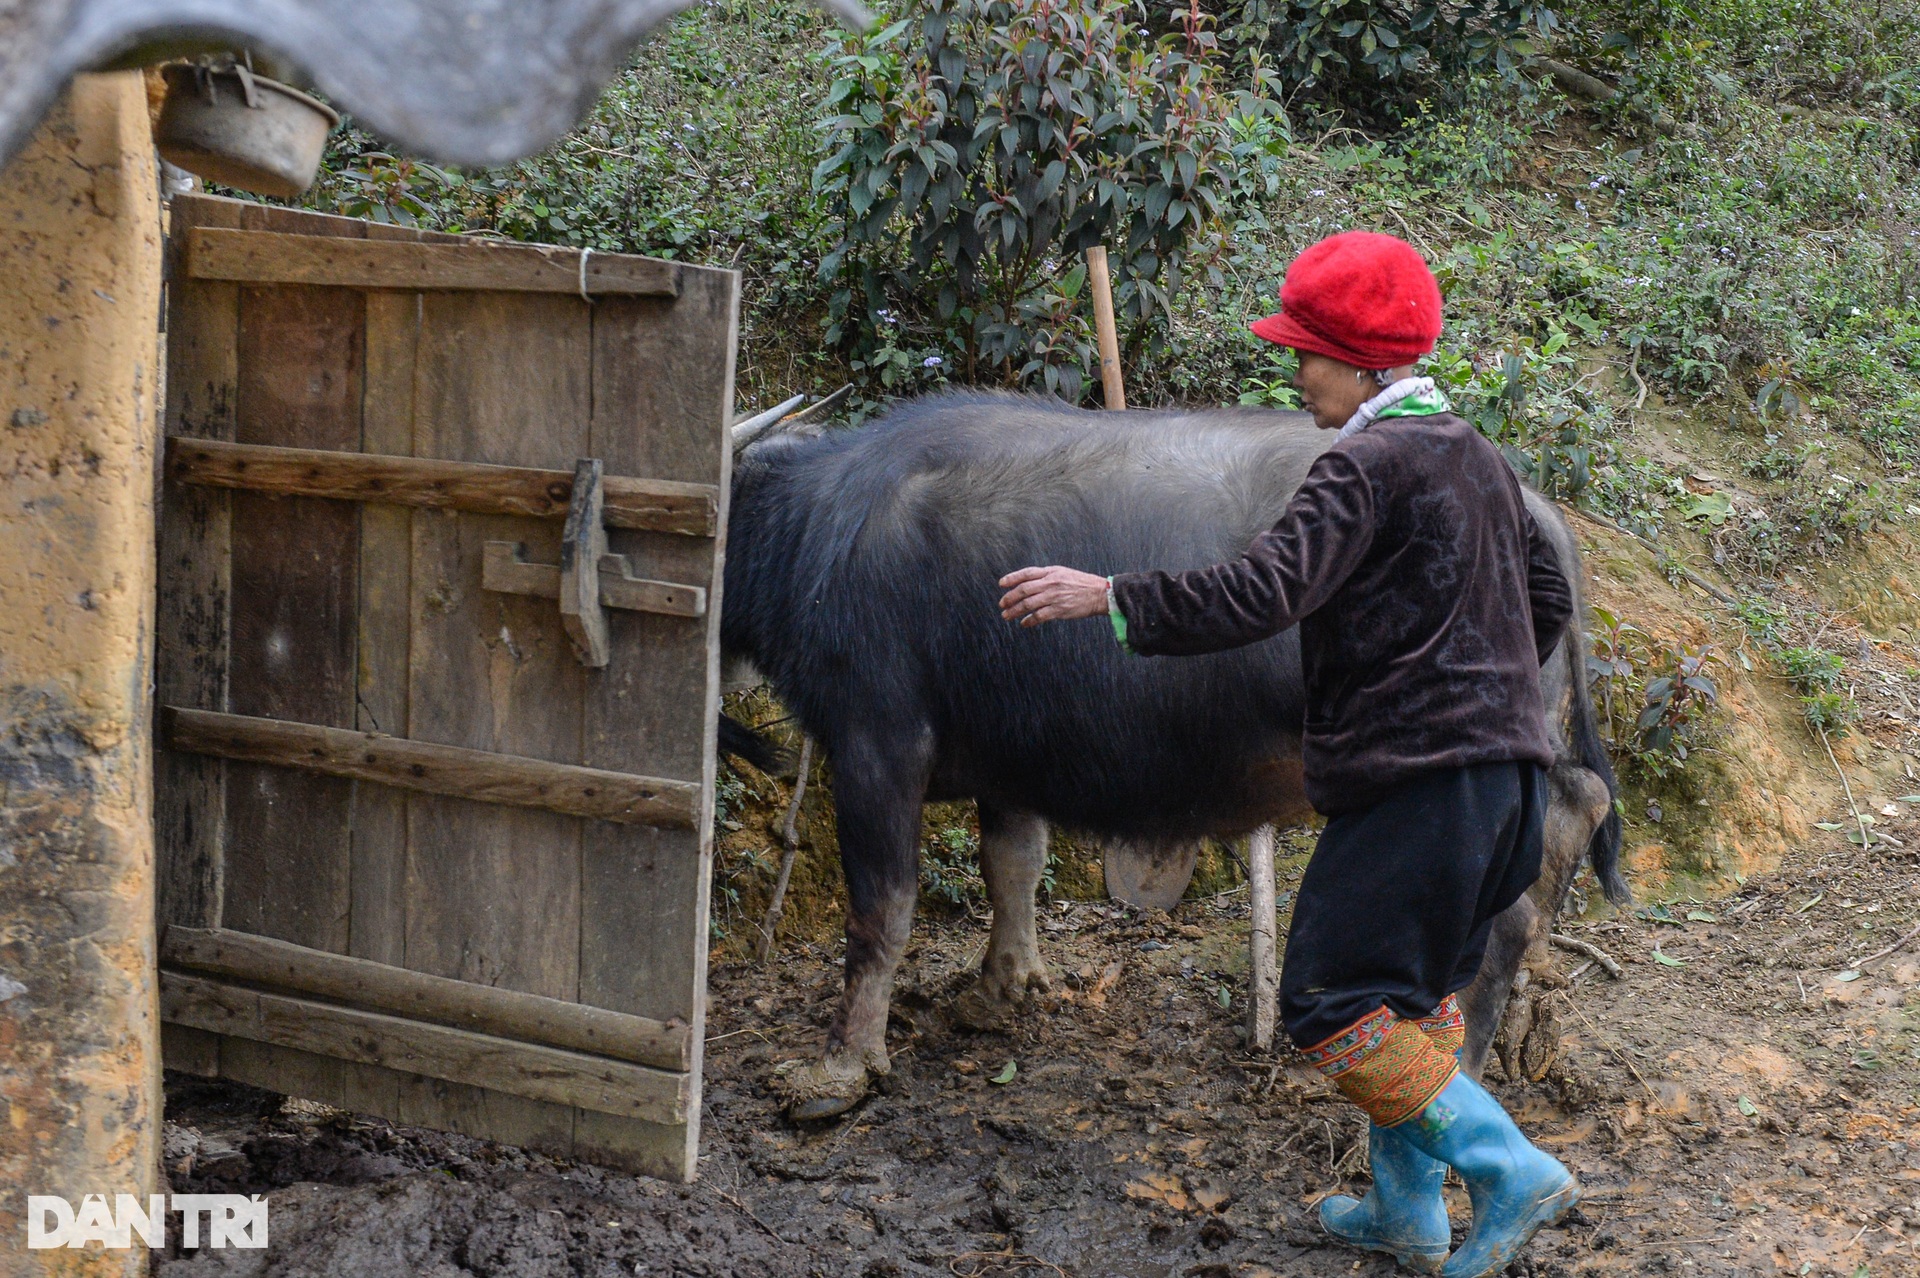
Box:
[155, 806, 1920, 1278]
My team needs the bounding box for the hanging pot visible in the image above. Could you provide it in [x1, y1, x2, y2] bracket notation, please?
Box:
[156, 60, 339, 200]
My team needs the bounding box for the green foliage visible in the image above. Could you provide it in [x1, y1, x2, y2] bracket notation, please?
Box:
[1779, 645, 1860, 736]
[1586, 604, 1648, 749]
[1629, 642, 1723, 778]
[1237, 349, 1302, 407]
[813, 0, 1252, 398]
[1801, 690, 1858, 735]
[1221, 0, 1556, 101]
[920, 823, 984, 906]
[1732, 596, 1788, 647]
[1588, 609, 1722, 779]
[1780, 645, 1844, 692]
[284, 0, 1920, 588]
[709, 763, 772, 940]
[1428, 329, 1603, 503]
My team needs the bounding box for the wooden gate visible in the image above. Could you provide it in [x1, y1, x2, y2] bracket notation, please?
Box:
[153, 194, 734, 1181]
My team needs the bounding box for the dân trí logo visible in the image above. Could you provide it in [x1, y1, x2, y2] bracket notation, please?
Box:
[26, 1194, 268, 1249]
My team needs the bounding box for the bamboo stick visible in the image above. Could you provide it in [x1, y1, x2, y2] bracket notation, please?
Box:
[1086, 246, 1125, 410]
[1247, 824, 1280, 1051]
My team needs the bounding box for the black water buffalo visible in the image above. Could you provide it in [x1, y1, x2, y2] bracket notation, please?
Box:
[721, 392, 1624, 1118]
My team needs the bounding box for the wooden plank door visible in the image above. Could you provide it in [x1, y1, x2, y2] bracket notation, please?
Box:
[154, 194, 735, 1181]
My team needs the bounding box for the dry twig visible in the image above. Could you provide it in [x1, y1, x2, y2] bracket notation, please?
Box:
[1551, 932, 1624, 979]
[1568, 508, 1737, 606]
[1817, 726, 1874, 856]
[1563, 998, 1659, 1101]
[950, 1248, 1069, 1277]
[1855, 921, 1920, 968]
[713, 1187, 791, 1245]
[757, 736, 815, 963]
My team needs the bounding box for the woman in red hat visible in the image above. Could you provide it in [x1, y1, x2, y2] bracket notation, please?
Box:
[998, 230, 1581, 1277]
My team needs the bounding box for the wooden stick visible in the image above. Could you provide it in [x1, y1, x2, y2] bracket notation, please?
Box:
[757, 737, 815, 963]
[1086, 246, 1125, 410]
[161, 925, 690, 1070]
[164, 706, 700, 828]
[168, 437, 719, 536]
[1855, 921, 1920, 968]
[482, 541, 707, 619]
[560, 458, 610, 667]
[186, 226, 683, 297]
[1247, 824, 1279, 1051]
[1550, 932, 1624, 979]
[1567, 507, 1737, 606]
[160, 972, 687, 1123]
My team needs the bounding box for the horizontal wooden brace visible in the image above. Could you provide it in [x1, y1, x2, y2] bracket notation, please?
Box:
[483, 541, 706, 618]
[160, 972, 688, 1125]
[162, 926, 691, 1072]
[164, 707, 700, 829]
[186, 227, 682, 297]
[167, 438, 717, 537]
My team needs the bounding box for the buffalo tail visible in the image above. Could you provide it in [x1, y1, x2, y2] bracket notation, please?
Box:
[1565, 618, 1630, 905]
[719, 714, 792, 776]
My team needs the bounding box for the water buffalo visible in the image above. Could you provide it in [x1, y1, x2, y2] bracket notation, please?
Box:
[720, 392, 1624, 1119]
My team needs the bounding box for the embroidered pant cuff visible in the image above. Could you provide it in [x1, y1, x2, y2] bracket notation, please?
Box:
[1302, 1006, 1460, 1128]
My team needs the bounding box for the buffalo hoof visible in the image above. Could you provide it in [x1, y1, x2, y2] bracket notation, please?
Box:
[772, 1052, 873, 1122]
[951, 960, 1053, 1031]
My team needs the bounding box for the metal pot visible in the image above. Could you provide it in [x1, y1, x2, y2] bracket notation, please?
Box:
[156, 61, 339, 200]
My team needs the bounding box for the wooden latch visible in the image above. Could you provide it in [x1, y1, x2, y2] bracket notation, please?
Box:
[483, 458, 707, 668]
[561, 458, 609, 666]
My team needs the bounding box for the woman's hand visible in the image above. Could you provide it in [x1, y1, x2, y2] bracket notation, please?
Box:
[997, 566, 1112, 627]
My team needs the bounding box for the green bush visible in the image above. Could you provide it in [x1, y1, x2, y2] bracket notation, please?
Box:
[1775, 645, 1860, 737]
[1221, 0, 1556, 105]
[814, 0, 1253, 399]
[1428, 328, 1608, 504]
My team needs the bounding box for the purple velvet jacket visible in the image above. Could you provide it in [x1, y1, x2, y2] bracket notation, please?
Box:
[1110, 412, 1573, 816]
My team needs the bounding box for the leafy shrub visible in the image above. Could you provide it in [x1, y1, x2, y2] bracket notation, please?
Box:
[1220, 0, 1556, 105]
[1732, 596, 1788, 647]
[1586, 605, 1649, 748]
[921, 823, 984, 906]
[1780, 645, 1843, 692]
[1237, 348, 1302, 407]
[1429, 330, 1604, 503]
[814, 0, 1251, 399]
[1630, 642, 1723, 778]
[1779, 645, 1860, 735]
[1588, 613, 1722, 779]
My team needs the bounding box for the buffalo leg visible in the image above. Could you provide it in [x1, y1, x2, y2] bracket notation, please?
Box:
[1458, 894, 1538, 1077]
[953, 805, 1052, 1028]
[1458, 762, 1612, 1077]
[776, 729, 927, 1120]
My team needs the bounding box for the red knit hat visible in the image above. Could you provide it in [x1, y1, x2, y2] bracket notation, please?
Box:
[1250, 231, 1442, 368]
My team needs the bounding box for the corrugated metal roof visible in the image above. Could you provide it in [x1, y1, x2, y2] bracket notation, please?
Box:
[0, 0, 870, 170]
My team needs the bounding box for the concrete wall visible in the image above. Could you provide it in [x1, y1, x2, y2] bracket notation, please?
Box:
[0, 72, 163, 1275]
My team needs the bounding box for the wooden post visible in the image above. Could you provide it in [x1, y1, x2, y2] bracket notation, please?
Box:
[1086, 245, 1125, 410]
[1248, 824, 1280, 1051]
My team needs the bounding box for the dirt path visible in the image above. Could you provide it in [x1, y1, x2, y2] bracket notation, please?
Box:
[157, 819, 1920, 1278]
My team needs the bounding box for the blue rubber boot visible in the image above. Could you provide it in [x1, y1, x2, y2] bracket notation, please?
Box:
[1393, 1072, 1580, 1278]
[1318, 1121, 1449, 1272]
